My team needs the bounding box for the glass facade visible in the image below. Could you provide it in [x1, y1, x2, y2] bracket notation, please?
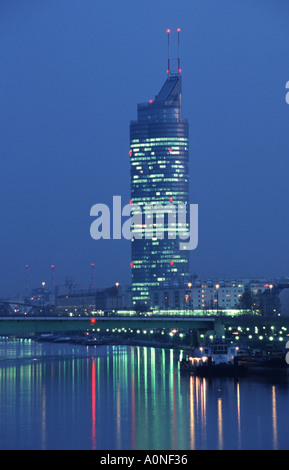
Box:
[130, 74, 190, 307]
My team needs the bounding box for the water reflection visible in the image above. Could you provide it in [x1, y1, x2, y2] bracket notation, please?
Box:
[189, 376, 195, 449]
[217, 398, 223, 450]
[0, 340, 288, 450]
[272, 385, 278, 450]
[91, 359, 96, 450]
[237, 381, 241, 449]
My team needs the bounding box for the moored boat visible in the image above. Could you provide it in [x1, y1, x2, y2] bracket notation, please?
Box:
[53, 336, 72, 343]
[180, 343, 289, 377]
[236, 347, 288, 375]
[82, 336, 103, 346]
[180, 342, 246, 377]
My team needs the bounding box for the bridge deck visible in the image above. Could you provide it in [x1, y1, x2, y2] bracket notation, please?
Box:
[0, 316, 221, 335]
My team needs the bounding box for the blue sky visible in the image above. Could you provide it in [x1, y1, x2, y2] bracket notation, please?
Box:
[1, 0, 289, 296]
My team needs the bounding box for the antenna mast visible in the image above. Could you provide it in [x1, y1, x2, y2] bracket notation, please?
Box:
[177, 28, 181, 74]
[90, 263, 95, 291]
[25, 264, 29, 299]
[166, 28, 182, 76]
[51, 264, 56, 303]
[167, 29, 171, 75]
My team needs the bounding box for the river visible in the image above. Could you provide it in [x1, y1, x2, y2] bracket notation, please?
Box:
[0, 338, 288, 450]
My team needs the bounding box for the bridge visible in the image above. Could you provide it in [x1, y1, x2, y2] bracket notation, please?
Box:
[0, 301, 54, 316]
[0, 315, 224, 336]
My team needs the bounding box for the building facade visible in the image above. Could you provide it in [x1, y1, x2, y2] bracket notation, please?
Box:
[149, 278, 277, 313]
[55, 285, 126, 315]
[130, 72, 190, 308]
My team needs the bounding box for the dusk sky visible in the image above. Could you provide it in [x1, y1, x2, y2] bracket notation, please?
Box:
[1, 0, 289, 297]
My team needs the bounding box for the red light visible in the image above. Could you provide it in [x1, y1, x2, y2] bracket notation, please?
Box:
[178, 68, 182, 73]
[130, 200, 133, 204]
[91, 263, 95, 267]
[169, 148, 172, 153]
[177, 28, 181, 32]
[149, 100, 153, 104]
[167, 29, 171, 33]
[90, 318, 96, 324]
[169, 198, 173, 202]
[51, 265, 55, 268]
[130, 262, 134, 267]
[170, 261, 174, 266]
[167, 70, 170, 74]
[129, 150, 132, 156]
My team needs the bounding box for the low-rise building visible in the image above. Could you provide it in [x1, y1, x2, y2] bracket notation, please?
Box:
[55, 285, 128, 315]
[149, 278, 276, 312]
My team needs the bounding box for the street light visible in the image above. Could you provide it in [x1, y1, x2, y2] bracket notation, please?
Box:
[269, 284, 274, 316]
[187, 282, 192, 309]
[115, 282, 120, 309]
[215, 284, 220, 313]
[42, 282, 45, 310]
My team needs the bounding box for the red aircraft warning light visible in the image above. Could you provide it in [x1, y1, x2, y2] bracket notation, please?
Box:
[166, 28, 182, 75]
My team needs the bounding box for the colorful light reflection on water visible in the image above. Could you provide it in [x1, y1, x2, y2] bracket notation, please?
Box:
[0, 338, 288, 450]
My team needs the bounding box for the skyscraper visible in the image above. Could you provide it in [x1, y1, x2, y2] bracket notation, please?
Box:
[129, 39, 190, 308]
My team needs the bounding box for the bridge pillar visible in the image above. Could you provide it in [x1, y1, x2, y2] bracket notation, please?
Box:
[189, 330, 199, 348]
[214, 318, 225, 337]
